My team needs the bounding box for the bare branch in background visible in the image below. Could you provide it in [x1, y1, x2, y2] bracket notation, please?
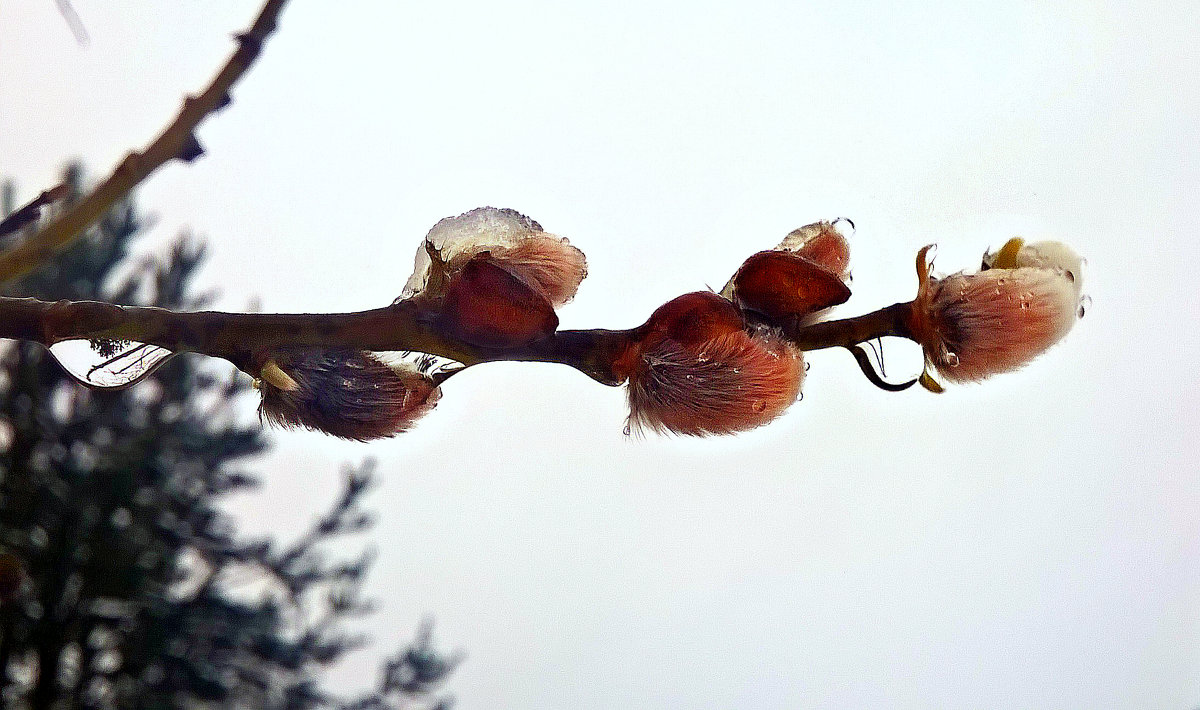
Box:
[0, 183, 69, 238]
[55, 0, 90, 45]
[0, 0, 291, 283]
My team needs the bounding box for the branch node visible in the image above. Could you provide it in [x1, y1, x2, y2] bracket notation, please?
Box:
[234, 31, 264, 55]
[179, 135, 205, 162]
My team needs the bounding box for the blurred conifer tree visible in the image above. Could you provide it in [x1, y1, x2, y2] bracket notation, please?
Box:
[0, 167, 456, 709]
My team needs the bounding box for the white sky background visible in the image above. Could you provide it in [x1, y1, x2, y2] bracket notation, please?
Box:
[2, 1, 1198, 708]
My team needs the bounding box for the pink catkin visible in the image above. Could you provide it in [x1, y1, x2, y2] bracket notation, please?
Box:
[626, 329, 804, 436]
[404, 207, 588, 307]
[258, 349, 440, 441]
[777, 221, 851, 279]
[912, 267, 1078, 382]
[491, 236, 588, 307]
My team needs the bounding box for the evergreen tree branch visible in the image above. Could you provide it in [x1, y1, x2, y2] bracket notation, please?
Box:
[0, 0, 291, 284]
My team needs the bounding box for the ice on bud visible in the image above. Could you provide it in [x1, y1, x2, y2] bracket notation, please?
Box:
[257, 349, 440, 441]
[402, 207, 587, 306]
[910, 243, 1083, 383]
[616, 292, 804, 436]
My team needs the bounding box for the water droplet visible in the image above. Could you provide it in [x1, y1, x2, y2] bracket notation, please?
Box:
[797, 392, 804, 402]
[1077, 294, 1092, 319]
[804, 361, 811, 372]
[752, 400, 767, 413]
[1064, 270, 1075, 283]
[48, 340, 176, 389]
[622, 423, 632, 436]
[373, 351, 464, 377]
[1020, 301, 1030, 310]
[831, 216, 855, 238]
[944, 351, 960, 367]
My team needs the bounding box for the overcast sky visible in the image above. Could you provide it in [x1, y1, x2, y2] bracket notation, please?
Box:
[2, 1, 1198, 708]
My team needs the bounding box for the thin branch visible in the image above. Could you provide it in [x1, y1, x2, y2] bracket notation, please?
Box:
[0, 295, 917, 388]
[55, 0, 90, 46]
[0, 183, 69, 238]
[774, 301, 914, 351]
[0, 0, 290, 283]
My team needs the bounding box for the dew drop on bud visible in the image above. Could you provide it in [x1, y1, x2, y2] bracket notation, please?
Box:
[622, 423, 632, 437]
[944, 351, 960, 367]
[752, 400, 767, 413]
[48, 340, 176, 389]
[1077, 294, 1092, 319]
[831, 217, 855, 239]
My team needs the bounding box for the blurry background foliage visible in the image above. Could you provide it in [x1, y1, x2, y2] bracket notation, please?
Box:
[0, 166, 457, 709]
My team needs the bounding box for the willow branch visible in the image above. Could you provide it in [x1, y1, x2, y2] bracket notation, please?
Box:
[773, 302, 914, 351]
[0, 0, 290, 283]
[0, 295, 916, 388]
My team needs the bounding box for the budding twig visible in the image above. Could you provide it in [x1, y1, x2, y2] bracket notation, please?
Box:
[0, 295, 917, 389]
[0, 0, 290, 284]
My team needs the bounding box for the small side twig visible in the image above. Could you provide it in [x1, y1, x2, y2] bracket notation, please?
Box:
[0, 183, 69, 238]
[0, 0, 290, 283]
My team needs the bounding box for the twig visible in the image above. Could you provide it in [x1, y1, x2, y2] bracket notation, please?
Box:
[0, 295, 917, 387]
[0, 0, 290, 283]
[55, 0, 90, 46]
[0, 183, 69, 238]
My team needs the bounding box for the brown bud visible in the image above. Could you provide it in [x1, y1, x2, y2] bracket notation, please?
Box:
[439, 254, 559, 348]
[731, 251, 850, 321]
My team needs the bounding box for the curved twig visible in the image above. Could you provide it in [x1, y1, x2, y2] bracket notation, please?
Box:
[845, 343, 918, 392]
